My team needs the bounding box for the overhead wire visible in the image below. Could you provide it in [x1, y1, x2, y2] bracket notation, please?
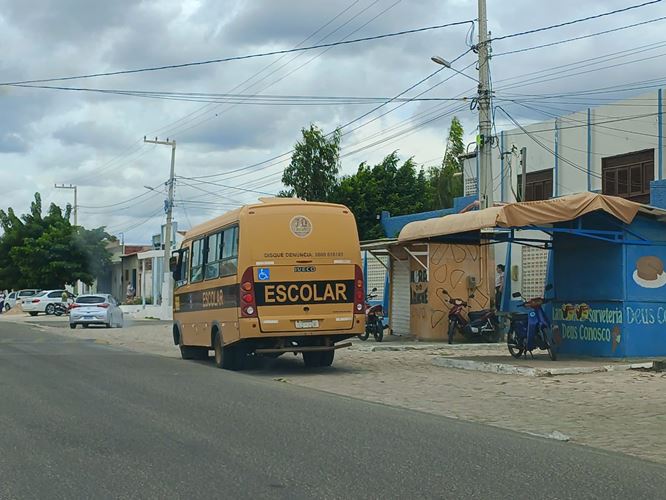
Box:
[496, 106, 602, 180]
[491, 0, 662, 42]
[168, 0, 406, 140]
[0, 20, 474, 86]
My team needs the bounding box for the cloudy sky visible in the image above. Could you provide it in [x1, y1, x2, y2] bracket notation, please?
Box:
[1, 0, 664, 242]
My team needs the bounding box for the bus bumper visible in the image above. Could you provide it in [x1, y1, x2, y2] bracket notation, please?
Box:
[254, 341, 352, 355]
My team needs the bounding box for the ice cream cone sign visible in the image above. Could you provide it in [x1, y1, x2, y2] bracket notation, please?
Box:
[561, 303, 576, 320]
[612, 325, 622, 353]
[576, 303, 590, 320]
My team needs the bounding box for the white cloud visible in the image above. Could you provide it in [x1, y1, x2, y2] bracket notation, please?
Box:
[0, 0, 664, 241]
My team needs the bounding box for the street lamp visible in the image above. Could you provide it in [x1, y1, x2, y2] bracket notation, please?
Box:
[431, 55, 479, 83]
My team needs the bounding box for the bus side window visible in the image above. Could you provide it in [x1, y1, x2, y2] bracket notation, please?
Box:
[219, 226, 239, 277]
[191, 238, 205, 283]
[205, 232, 222, 280]
[176, 248, 189, 288]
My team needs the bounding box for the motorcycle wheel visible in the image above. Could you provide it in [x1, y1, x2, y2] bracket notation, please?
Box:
[541, 327, 557, 361]
[507, 330, 524, 359]
[373, 322, 383, 342]
[358, 329, 370, 341]
[447, 320, 456, 344]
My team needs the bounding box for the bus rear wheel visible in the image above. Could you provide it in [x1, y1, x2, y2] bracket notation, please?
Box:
[213, 331, 244, 370]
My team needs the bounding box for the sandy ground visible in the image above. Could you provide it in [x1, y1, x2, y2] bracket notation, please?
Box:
[3, 314, 666, 464]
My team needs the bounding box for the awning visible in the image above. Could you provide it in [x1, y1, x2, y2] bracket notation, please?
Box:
[398, 193, 644, 243]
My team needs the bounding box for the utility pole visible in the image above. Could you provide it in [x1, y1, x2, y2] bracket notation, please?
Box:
[477, 0, 493, 209]
[144, 136, 176, 318]
[54, 183, 77, 225]
[520, 147, 527, 202]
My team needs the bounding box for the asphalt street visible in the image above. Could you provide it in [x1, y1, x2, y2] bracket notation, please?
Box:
[1, 321, 665, 499]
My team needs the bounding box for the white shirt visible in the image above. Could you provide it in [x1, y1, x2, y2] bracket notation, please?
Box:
[495, 271, 504, 288]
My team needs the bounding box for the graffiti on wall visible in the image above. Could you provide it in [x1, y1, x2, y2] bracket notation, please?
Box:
[429, 243, 490, 330]
[410, 269, 428, 305]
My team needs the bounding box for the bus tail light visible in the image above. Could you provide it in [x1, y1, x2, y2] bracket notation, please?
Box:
[354, 265, 364, 312]
[240, 267, 257, 318]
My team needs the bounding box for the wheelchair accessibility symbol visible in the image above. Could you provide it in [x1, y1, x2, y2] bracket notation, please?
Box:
[258, 268, 270, 281]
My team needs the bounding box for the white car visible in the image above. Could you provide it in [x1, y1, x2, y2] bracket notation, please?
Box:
[69, 294, 124, 329]
[4, 289, 41, 311]
[22, 290, 75, 316]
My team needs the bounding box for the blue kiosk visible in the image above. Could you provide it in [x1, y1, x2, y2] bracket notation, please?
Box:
[397, 192, 666, 358]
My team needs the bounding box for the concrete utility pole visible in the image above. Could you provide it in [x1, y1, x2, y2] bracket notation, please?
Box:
[143, 136, 176, 318]
[477, 0, 493, 209]
[54, 183, 77, 225]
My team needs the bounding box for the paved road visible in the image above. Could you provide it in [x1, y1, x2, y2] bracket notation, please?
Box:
[1, 322, 665, 499]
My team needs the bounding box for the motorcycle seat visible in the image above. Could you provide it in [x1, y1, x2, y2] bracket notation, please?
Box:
[468, 310, 493, 322]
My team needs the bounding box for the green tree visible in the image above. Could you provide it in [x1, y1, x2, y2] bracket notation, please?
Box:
[428, 116, 465, 209]
[0, 193, 112, 290]
[331, 152, 432, 240]
[281, 124, 341, 201]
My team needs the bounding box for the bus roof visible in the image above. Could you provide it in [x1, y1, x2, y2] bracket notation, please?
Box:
[183, 198, 350, 241]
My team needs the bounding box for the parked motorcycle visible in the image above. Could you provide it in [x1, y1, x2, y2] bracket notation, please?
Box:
[358, 288, 384, 342]
[53, 302, 70, 317]
[443, 290, 499, 344]
[507, 285, 557, 361]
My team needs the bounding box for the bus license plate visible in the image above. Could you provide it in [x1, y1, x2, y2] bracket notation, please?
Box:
[295, 320, 319, 329]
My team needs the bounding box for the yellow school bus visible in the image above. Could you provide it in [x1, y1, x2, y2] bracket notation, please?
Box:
[170, 197, 365, 370]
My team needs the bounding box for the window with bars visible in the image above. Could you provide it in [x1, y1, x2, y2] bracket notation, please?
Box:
[517, 168, 553, 202]
[602, 149, 654, 204]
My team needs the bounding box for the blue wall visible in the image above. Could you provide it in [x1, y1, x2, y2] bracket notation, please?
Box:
[553, 235, 624, 302]
[552, 214, 666, 357]
[380, 195, 478, 238]
[650, 179, 666, 209]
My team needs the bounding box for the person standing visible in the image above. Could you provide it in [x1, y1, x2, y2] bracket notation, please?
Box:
[0, 290, 5, 314]
[495, 264, 505, 310]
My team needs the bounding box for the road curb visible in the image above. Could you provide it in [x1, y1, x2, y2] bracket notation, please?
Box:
[352, 343, 503, 353]
[431, 357, 656, 377]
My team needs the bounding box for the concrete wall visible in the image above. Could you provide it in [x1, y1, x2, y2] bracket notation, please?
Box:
[493, 91, 663, 203]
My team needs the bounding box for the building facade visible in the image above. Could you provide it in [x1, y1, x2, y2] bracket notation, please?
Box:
[463, 90, 665, 299]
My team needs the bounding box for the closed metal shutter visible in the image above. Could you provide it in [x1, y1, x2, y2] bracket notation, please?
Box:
[390, 261, 411, 336]
[364, 252, 388, 302]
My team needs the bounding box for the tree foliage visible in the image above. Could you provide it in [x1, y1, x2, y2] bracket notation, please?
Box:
[331, 152, 432, 240]
[0, 193, 112, 290]
[280, 124, 341, 201]
[279, 117, 465, 241]
[428, 116, 465, 209]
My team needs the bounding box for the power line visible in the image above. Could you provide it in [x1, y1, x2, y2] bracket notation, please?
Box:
[494, 16, 666, 57]
[10, 84, 470, 105]
[507, 100, 664, 142]
[176, 176, 277, 196]
[182, 53, 473, 183]
[78, 187, 164, 210]
[496, 106, 603, 180]
[167, 0, 406, 141]
[491, 0, 662, 42]
[0, 20, 474, 86]
[150, 0, 379, 142]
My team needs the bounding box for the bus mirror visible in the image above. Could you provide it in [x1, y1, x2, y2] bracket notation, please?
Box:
[371, 287, 377, 292]
[512, 292, 522, 298]
[169, 256, 182, 282]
